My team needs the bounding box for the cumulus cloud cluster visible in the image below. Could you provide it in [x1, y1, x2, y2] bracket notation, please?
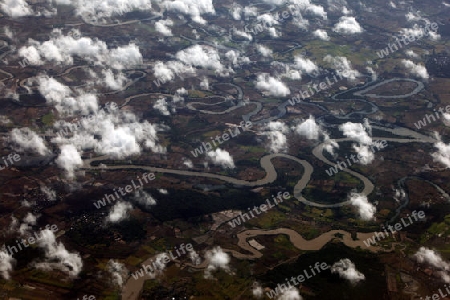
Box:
[35, 229, 83, 277]
[0, 250, 15, 279]
[432, 137, 450, 168]
[331, 258, 365, 284]
[339, 120, 376, 164]
[207, 148, 236, 169]
[108, 201, 133, 223]
[349, 192, 376, 221]
[333, 16, 363, 34]
[134, 189, 157, 208]
[401, 59, 429, 79]
[414, 247, 450, 283]
[256, 74, 290, 97]
[107, 260, 127, 287]
[19, 29, 142, 69]
[261, 121, 290, 153]
[204, 247, 231, 279]
[162, 0, 215, 24]
[324, 55, 361, 80]
[9, 127, 50, 156]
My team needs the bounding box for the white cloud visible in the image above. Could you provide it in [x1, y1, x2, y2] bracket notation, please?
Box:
[183, 158, 194, 168]
[107, 260, 127, 287]
[207, 148, 235, 169]
[293, 55, 319, 75]
[405, 50, 419, 58]
[0, 0, 34, 17]
[349, 192, 376, 221]
[414, 247, 450, 270]
[293, 115, 321, 140]
[153, 97, 171, 116]
[108, 201, 133, 223]
[256, 74, 290, 97]
[256, 44, 273, 57]
[432, 137, 450, 168]
[333, 16, 363, 34]
[277, 287, 303, 300]
[134, 189, 157, 208]
[331, 258, 365, 284]
[402, 59, 429, 79]
[339, 121, 372, 144]
[261, 121, 289, 153]
[10, 127, 50, 156]
[324, 55, 361, 80]
[176, 45, 224, 73]
[0, 249, 15, 279]
[313, 29, 330, 41]
[155, 19, 174, 36]
[56, 144, 83, 179]
[162, 0, 215, 24]
[204, 247, 230, 279]
[35, 229, 83, 277]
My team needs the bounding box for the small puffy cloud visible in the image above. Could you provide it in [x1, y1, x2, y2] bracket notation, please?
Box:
[277, 287, 303, 300]
[293, 55, 319, 75]
[204, 247, 230, 279]
[256, 44, 273, 57]
[313, 29, 330, 41]
[107, 260, 127, 287]
[339, 121, 376, 164]
[333, 16, 363, 34]
[324, 55, 361, 80]
[261, 121, 289, 153]
[252, 282, 263, 299]
[35, 229, 83, 277]
[405, 50, 419, 58]
[134, 189, 157, 208]
[293, 115, 321, 140]
[175, 45, 224, 74]
[153, 97, 171, 116]
[107, 201, 133, 223]
[155, 19, 174, 36]
[255, 74, 290, 97]
[349, 192, 376, 221]
[207, 148, 235, 169]
[0, 249, 15, 279]
[183, 158, 194, 168]
[10, 127, 50, 156]
[432, 138, 450, 168]
[162, 0, 215, 24]
[56, 144, 83, 179]
[402, 59, 429, 79]
[0, 0, 34, 17]
[414, 247, 450, 270]
[331, 258, 365, 284]
[339, 122, 372, 145]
